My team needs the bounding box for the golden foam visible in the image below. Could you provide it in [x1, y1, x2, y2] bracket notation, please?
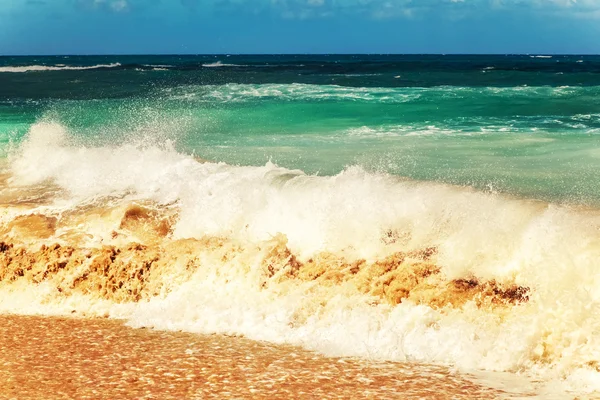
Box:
[0, 201, 529, 312]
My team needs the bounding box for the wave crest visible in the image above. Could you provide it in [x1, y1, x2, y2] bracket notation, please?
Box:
[202, 61, 247, 68]
[0, 63, 122, 73]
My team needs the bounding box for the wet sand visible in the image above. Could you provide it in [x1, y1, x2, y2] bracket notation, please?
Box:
[0, 315, 506, 399]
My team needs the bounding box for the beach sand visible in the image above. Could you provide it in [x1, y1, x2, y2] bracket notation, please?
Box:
[0, 315, 505, 399]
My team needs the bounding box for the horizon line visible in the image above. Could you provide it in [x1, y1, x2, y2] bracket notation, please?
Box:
[1, 53, 599, 57]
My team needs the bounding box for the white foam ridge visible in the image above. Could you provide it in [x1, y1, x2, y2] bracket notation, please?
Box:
[6, 120, 600, 395]
[0, 63, 122, 73]
[202, 61, 247, 68]
[162, 83, 599, 105]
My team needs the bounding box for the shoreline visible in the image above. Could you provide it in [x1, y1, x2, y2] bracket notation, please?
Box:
[0, 314, 506, 399]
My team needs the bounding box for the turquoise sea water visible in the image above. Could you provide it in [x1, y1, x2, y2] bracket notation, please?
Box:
[1, 54, 600, 204]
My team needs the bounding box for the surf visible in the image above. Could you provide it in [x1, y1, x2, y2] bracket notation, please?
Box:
[1, 121, 600, 395]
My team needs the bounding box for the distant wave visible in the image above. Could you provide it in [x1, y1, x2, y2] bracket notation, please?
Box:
[177, 83, 423, 103]
[142, 64, 173, 70]
[530, 55, 553, 59]
[345, 125, 469, 137]
[0, 63, 122, 73]
[164, 83, 599, 106]
[325, 73, 383, 77]
[202, 61, 246, 68]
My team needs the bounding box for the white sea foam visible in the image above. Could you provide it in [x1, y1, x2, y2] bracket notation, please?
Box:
[183, 83, 423, 103]
[327, 73, 383, 77]
[164, 83, 598, 106]
[5, 120, 600, 396]
[0, 63, 122, 73]
[139, 64, 172, 71]
[345, 124, 483, 137]
[202, 61, 246, 68]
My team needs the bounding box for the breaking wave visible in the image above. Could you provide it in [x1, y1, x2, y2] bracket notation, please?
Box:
[3, 121, 600, 395]
[163, 83, 600, 105]
[202, 61, 247, 68]
[0, 63, 122, 73]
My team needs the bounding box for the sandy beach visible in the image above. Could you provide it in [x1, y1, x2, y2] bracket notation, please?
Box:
[0, 315, 506, 399]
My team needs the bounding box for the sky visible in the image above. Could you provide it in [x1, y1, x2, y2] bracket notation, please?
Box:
[1, 0, 600, 54]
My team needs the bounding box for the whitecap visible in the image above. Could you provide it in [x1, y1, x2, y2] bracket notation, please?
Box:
[0, 63, 122, 73]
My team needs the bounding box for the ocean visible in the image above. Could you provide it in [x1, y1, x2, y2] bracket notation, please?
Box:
[1, 54, 600, 397]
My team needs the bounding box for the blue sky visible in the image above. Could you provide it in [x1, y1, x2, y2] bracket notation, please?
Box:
[1, 0, 600, 54]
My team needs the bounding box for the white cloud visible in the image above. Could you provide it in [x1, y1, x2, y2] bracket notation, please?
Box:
[110, 0, 127, 12]
[84, 0, 600, 18]
[78, 0, 130, 12]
